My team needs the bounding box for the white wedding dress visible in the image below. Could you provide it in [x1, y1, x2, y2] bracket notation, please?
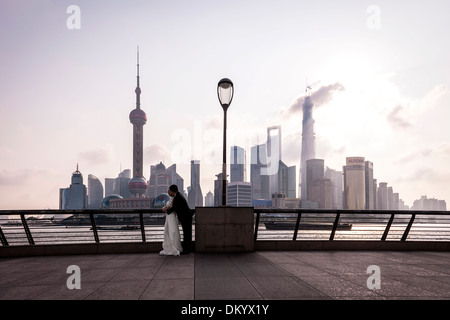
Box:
[159, 197, 183, 256]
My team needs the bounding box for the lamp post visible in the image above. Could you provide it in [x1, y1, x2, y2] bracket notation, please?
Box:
[217, 78, 234, 206]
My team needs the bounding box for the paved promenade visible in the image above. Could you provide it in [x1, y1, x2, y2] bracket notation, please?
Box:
[1, 251, 450, 300]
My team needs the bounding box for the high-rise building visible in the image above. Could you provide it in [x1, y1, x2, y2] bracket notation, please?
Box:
[128, 49, 148, 197]
[343, 157, 366, 210]
[365, 161, 374, 210]
[146, 162, 184, 198]
[267, 126, 282, 197]
[412, 195, 447, 211]
[377, 182, 388, 210]
[104, 178, 115, 197]
[188, 160, 203, 207]
[205, 191, 214, 206]
[305, 159, 324, 200]
[227, 182, 252, 207]
[278, 161, 296, 198]
[230, 146, 246, 183]
[59, 165, 87, 210]
[325, 167, 343, 209]
[114, 169, 132, 198]
[250, 143, 270, 200]
[214, 172, 224, 206]
[299, 96, 316, 200]
[309, 178, 335, 209]
[88, 174, 103, 209]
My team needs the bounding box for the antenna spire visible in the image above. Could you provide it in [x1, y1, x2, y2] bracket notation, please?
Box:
[135, 46, 141, 109]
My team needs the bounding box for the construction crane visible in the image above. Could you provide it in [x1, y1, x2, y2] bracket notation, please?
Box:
[305, 79, 321, 96]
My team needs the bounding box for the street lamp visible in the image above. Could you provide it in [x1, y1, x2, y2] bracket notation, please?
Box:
[217, 78, 234, 206]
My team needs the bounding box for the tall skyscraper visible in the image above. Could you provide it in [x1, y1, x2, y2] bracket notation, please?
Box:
[146, 162, 184, 198]
[300, 96, 316, 200]
[59, 165, 87, 210]
[230, 146, 246, 183]
[343, 157, 366, 210]
[267, 126, 281, 197]
[365, 161, 374, 209]
[250, 143, 270, 200]
[305, 159, 324, 200]
[128, 49, 148, 197]
[188, 160, 203, 207]
[205, 191, 214, 206]
[378, 182, 388, 210]
[88, 174, 103, 209]
[227, 182, 252, 207]
[325, 167, 343, 209]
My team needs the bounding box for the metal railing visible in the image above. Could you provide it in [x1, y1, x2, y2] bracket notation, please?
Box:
[1, 208, 450, 247]
[254, 209, 450, 242]
[0, 209, 195, 247]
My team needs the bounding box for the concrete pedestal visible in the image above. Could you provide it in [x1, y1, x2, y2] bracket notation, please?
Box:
[195, 207, 254, 252]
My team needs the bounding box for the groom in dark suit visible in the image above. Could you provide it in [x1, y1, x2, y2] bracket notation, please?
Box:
[164, 184, 193, 254]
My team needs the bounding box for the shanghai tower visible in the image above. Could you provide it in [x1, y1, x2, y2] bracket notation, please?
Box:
[128, 50, 148, 197]
[299, 95, 316, 200]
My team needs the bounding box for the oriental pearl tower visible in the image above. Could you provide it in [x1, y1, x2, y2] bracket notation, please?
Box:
[128, 49, 148, 197]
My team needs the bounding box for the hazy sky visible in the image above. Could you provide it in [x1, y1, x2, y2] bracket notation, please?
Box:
[1, 0, 449, 209]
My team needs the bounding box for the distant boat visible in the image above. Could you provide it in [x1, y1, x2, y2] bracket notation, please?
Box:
[264, 221, 352, 231]
[90, 225, 140, 231]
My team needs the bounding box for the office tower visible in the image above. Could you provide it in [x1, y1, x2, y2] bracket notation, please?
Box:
[373, 179, 378, 210]
[188, 160, 203, 207]
[278, 161, 296, 198]
[412, 195, 447, 210]
[114, 169, 132, 198]
[146, 162, 184, 198]
[227, 182, 252, 207]
[387, 186, 394, 210]
[299, 96, 316, 200]
[343, 157, 366, 210]
[104, 178, 115, 197]
[214, 173, 224, 206]
[267, 126, 282, 197]
[309, 178, 335, 209]
[128, 50, 148, 197]
[325, 167, 344, 209]
[377, 182, 388, 210]
[305, 159, 324, 200]
[365, 161, 374, 209]
[88, 174, 103, 209]
[250, 143, 270, 200]
[230, 146, 246, 183]
[205, 191, 214, 206]
[59, 165, 87, 210]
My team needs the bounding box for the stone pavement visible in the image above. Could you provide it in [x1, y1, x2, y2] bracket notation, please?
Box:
[1, 251, 450, 300]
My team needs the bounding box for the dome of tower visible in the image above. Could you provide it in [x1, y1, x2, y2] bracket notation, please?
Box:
[154, 193, 170, 209]
[156, 161, 166, 171]
[129, 109, 147, 125]
[128, 176, 148, 195]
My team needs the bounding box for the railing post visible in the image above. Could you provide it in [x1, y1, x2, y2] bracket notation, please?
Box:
[139, 212, 146, 242]
[89, 212, 100, 243]
[254, 211, 260, 241]
[381, 213, 395, 241]
[20, 213, 35, 245]
[401, 213, 416, 241]
[0, 226, 8, 246]
[329, 213, 340, 241]
[293, 213, 302, 240]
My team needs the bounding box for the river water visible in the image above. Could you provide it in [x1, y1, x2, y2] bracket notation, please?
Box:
[1, 222, 450, 246]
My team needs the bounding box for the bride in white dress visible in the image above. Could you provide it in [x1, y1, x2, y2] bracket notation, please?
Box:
[159, 196, 183, 256]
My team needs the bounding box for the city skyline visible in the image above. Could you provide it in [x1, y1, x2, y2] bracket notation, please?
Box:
[1, 1, 450, 209]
